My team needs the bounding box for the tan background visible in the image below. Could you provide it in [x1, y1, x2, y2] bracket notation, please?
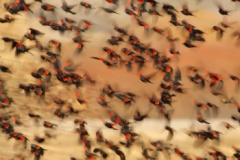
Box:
[0, 0, 240, 159]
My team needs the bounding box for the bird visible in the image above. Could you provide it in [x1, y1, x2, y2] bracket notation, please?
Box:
[99, 7, 119, 14]
[137, 72, 157, 83]
[61, 0, 77, 15]
[0, 65, 12, 73]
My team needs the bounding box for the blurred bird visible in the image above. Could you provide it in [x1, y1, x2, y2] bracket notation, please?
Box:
[0, 65, 12, 73]
[61, 0, 77, 15]
[80, 2, 94, 9]
[100, 7, 119, 14]
[213, 26, 224, 40]
[41, 3, 56, 12]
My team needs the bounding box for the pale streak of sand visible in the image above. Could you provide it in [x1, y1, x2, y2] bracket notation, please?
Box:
[0, 119, 240, 159]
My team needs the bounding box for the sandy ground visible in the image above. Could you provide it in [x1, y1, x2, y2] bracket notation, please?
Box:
[0, 0, 240, 159]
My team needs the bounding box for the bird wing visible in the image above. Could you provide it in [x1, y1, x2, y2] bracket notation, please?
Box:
[30, 28, 43, 35]
[174, 67, 181, 83]
[62, 0, 68, 6]
[144, 71, 158, 80]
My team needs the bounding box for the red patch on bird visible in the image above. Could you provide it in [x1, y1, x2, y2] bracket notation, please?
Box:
[47, 5, 54, 10]
[125, 134, 131, 140]
[20, 136, 25, 141]
[16, 42, 22, 47]
[3, 98, 9, 104]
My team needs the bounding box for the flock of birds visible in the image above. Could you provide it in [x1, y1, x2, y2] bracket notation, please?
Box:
[2, 0, 240, 159]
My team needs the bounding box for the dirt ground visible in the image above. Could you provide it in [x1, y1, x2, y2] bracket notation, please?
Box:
[1, 0, 240, 160]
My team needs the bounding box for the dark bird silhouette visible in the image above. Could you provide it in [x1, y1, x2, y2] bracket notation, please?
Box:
[105, 0, 118, 5]
[137, 71, 157, 83]
[217, 4, 232, 15]
[2, 37, 33, 56]
[34, 136, 45, 143]
[165, 125, 174, 140]
[31, 144, 46, 160]
[24, 28, 44, 41]
[61, 0, 77, 15]
[31, 71, 43, 80]
[133, 110, 148, 121]
[93, 148, 108, 158]
[196, 112, 210, 124]
[0, 66, 12, 73]
[148, 8, 162, 16]
[213, 26, 224, 40]
[102, 120, 118, 130]
[168, 10, 182, 26]
[207, 102, 219, 116]
[162, 4, 178, 12]
[181, 4, 195, 16]
[43, 121, 58, 129]
[41, 3, 56, 12]
[100, 7, 119, 14]
[183, 39, 196, 48]
[0, 15, 15, 23]
[91, 57, 117, 68]
[80, 2, 94, 9]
